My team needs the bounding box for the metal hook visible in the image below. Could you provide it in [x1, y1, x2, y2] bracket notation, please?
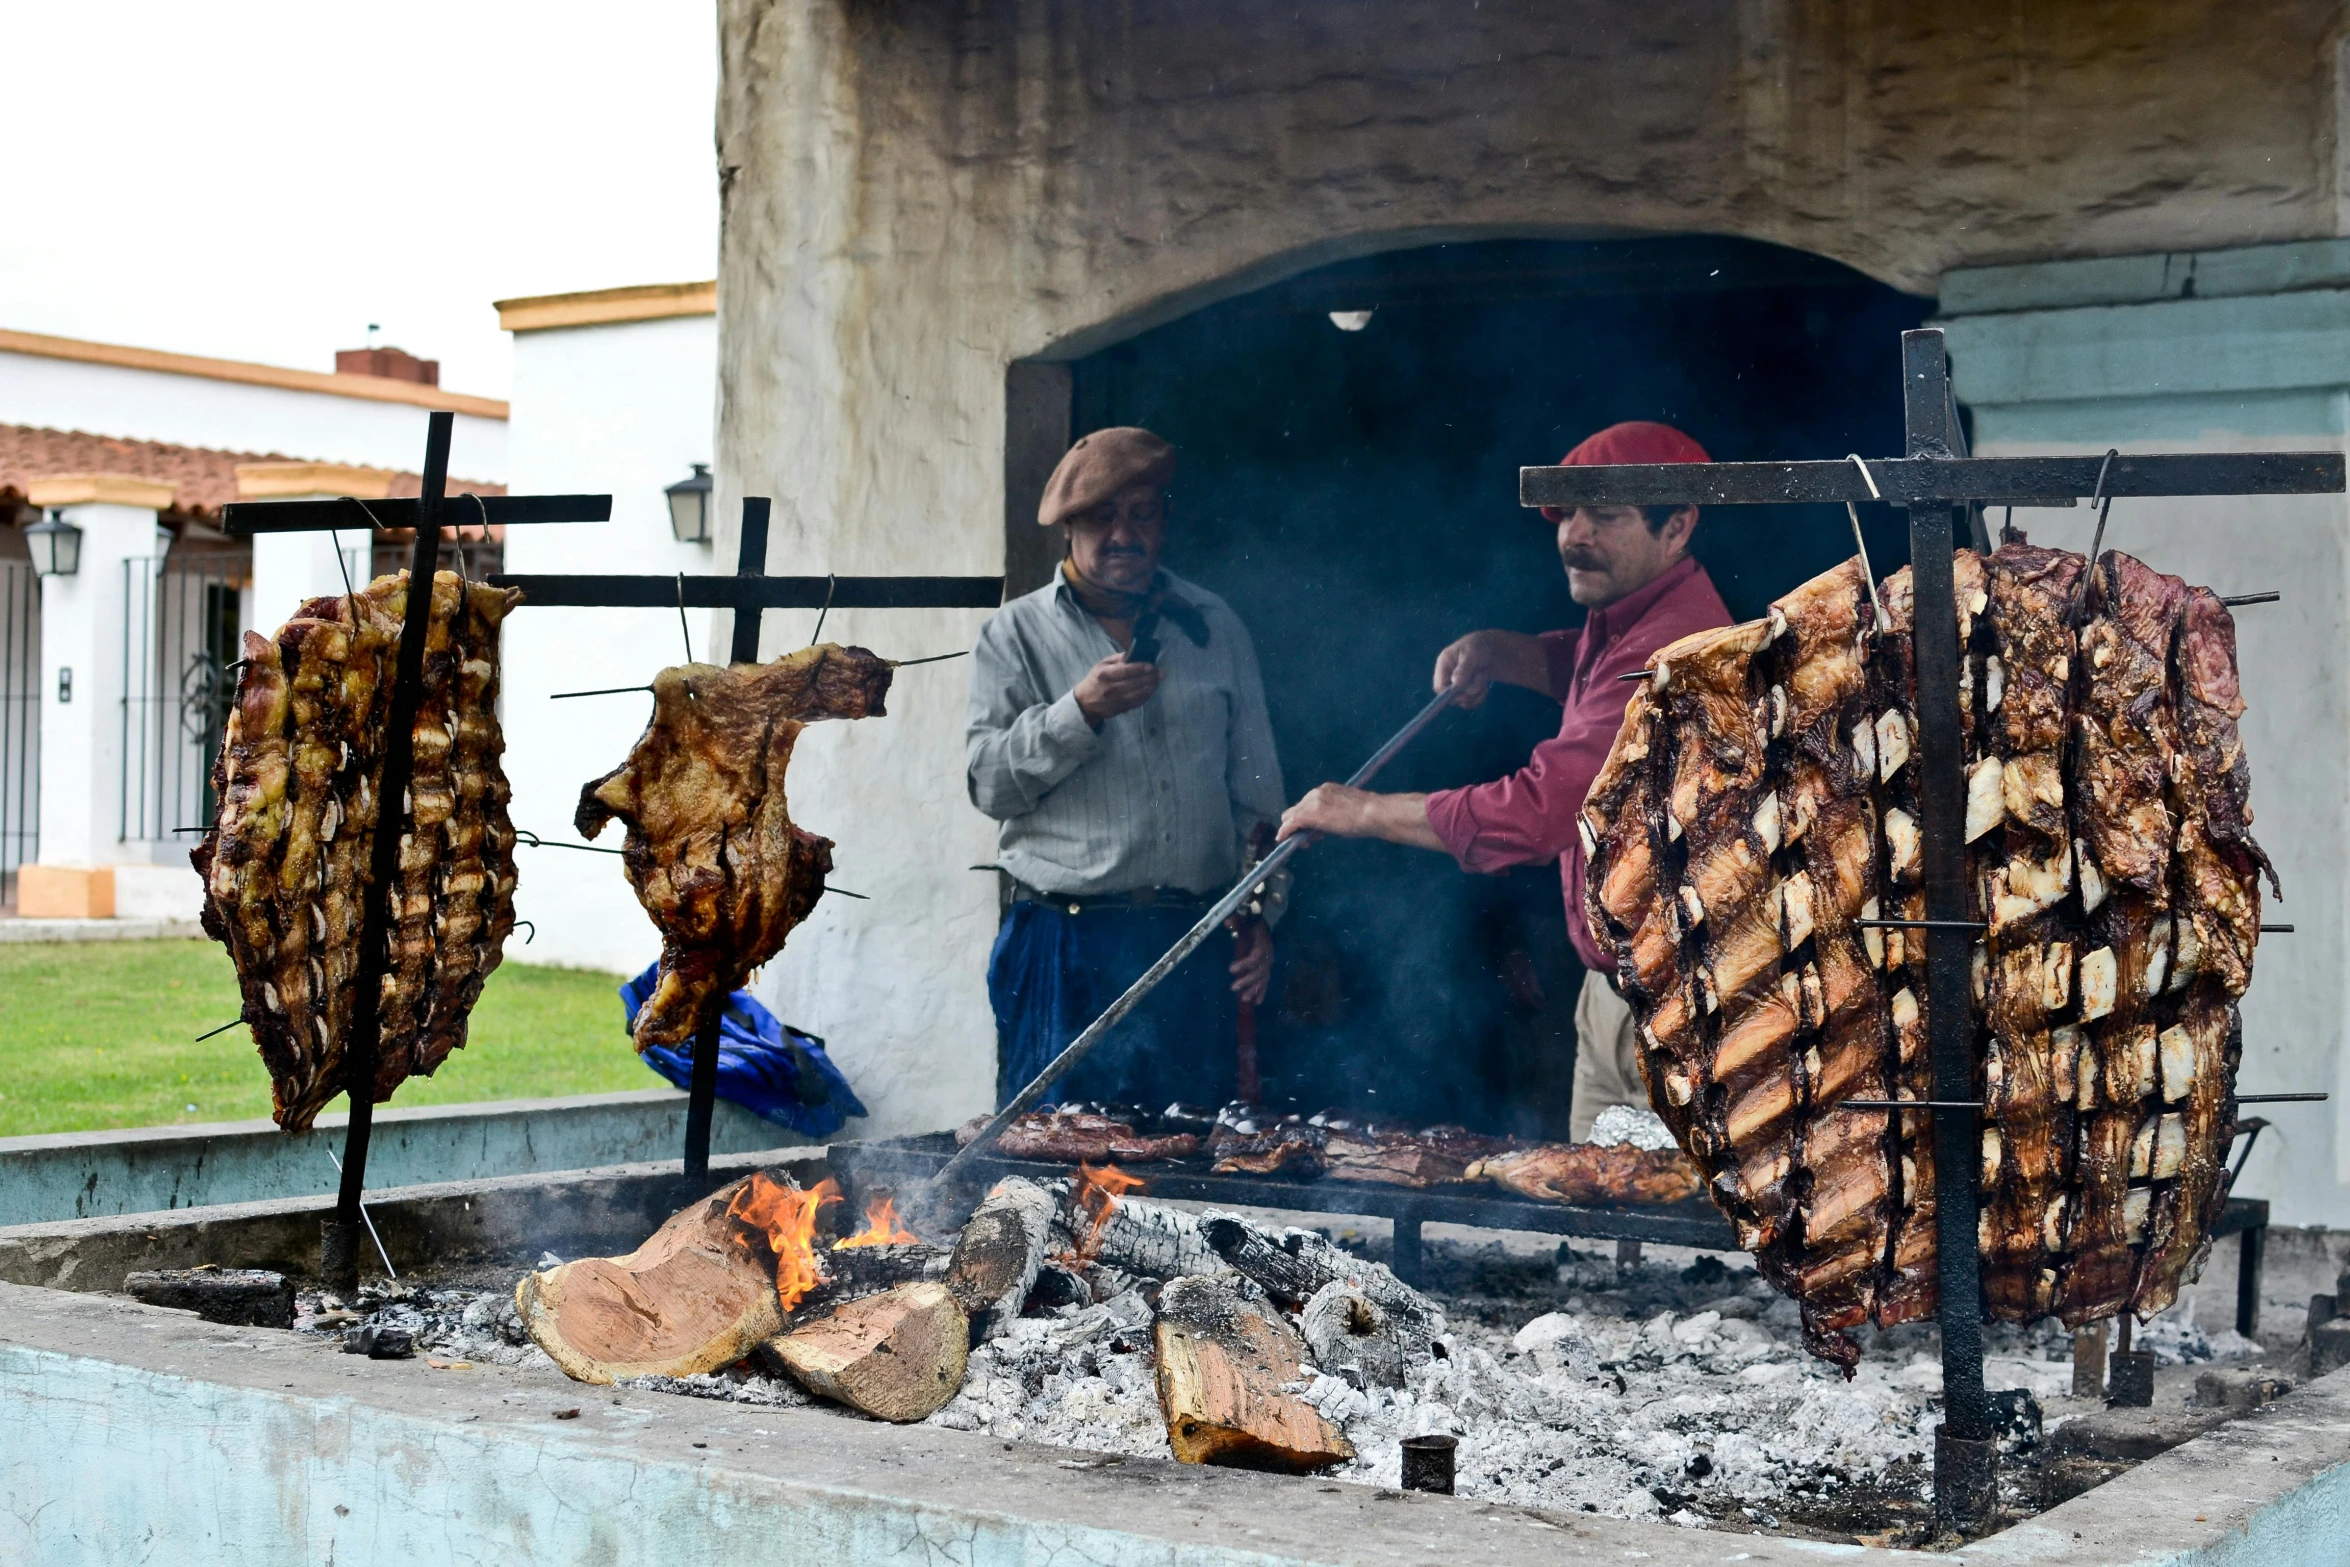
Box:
[1843, 455, 1890, 632]
[2069, 449, 2122, 624]
[809, 573, 838, 647]
[675, 572, 694, 664]
[514, 920, 536, 945]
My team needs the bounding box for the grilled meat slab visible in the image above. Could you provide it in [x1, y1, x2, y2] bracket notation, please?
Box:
[577, 645, 892, 1049]
[954, 1112, 1202, 1164]
[194, 571, 521, 1130]
[1583, 545, 2267, 1360]
[1466, 1143, 1704, 1206]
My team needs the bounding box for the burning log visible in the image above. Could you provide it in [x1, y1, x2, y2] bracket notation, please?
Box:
[767, 1280, 970, 1423]
[517, 1175, 790, 1384]
[1299, 1281, 1416, 1389]
[1197, 1211, 1439, 1330]
[794, 1242, 949, 1321]
[945, 1176, 1060, 1340]
[1154, 1273, 1355, 1471]
[1077, 1163, 1220, 1279]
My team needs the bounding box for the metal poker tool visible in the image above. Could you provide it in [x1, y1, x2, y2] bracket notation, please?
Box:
[932, 682, 1466, 1188]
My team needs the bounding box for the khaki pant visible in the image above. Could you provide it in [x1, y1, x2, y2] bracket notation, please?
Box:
[1570, 970, 1648, 1141]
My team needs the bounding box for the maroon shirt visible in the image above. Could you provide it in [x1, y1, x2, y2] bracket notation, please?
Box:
[1424, 555, 1733, 970]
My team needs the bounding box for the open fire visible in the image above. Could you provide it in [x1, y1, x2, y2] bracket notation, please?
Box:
[1069, 1162, 1144, 1259]
[727, 1172, 841, 1312]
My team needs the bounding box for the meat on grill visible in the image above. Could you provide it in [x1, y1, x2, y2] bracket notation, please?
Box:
[1465, 1143, 1705, 1206]
[955, 1112, 1202, 1164]
[576, 645, 892, 1049]
[194, 571, 522, 1130]
[1323, 1125, 1512, 1187]
[1581, 543, 2268, 1363]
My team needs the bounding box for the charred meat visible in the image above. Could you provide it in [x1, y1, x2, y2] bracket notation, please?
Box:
[1466, 1143, 1705, 1206]
[577, 645, 892, 1049]
[1582, 545, 2268, 1361]
[194, 571, 522, 1131]
[955, 1111, 1202, 1164]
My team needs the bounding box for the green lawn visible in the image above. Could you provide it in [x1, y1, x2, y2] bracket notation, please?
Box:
[0, 940, 652, 1137]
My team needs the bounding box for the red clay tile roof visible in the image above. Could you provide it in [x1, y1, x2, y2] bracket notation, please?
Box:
[0, 424, 504, 519]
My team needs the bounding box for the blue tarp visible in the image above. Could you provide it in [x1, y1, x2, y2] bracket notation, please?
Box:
[622, 964, 868, 1140]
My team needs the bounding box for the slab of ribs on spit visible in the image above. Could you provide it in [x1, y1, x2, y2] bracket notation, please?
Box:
[195, 572, 522, 1130]
[1582, 544, 2274, 1365]
[577, 644, 893, 1049]
[955, 1102, 1703, 1206]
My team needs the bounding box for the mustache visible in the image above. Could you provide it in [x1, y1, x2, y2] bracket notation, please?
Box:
[1561, 548, 1609, 571]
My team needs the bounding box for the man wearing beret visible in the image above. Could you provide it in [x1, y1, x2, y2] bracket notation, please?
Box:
[968, 426, 1284, 1110]
[1278, 421, 1731, 1139]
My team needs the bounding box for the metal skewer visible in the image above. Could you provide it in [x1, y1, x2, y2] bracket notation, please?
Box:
[547, 650, 971, 700]
[1845, 454, 1891, 631]
[934, 683, 1467, 1188]
[326, 1149, 398, 1282]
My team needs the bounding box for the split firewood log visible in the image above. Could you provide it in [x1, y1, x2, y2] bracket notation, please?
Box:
[766, 1280, 969, 1422]
[1090, 1197, 1221, 1280]
[1155, 1273, 1354, 1471]
[945, 1177, 1058, 1338]
[1197, 1211, 1440, 1330]
[517, 1178, 781, 1384]
[1299, 1280, 1416, 1389]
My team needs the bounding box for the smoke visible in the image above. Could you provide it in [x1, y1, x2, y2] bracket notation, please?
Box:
[1070, 235, 1930, 1131]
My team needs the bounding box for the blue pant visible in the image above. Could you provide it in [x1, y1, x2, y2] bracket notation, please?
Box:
[988, 900, 1239, 1112]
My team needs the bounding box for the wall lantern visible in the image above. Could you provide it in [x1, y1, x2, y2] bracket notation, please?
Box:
[665, 464, 714, 544]
[25, 510, 82, 576]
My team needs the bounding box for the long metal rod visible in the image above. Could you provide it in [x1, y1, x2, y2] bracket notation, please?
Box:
[334, 412, 453, 1250]
[1518, 451, 2345, 509]
[1902, 331, 1996, 1534]
[935, 684, 1462, 1187]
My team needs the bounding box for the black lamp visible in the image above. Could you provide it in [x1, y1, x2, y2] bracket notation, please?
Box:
[25, 510, 81, 577]
[665, 463, 713, 544]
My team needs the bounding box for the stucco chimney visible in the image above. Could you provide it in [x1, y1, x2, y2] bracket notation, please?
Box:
[334, 346, 440, 385]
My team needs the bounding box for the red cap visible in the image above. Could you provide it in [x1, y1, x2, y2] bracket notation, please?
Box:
[1539, 421, 1710, 522]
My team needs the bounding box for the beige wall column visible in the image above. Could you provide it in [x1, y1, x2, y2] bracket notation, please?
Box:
[19, 475, 172, 918]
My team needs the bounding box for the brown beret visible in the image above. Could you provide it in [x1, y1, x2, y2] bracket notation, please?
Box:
[1037, 426, 1176, 527]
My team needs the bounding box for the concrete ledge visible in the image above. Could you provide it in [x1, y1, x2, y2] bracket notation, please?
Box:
[0, 1279, 1898, 1567]
[6, 1279, 2350, 1565]
[0, 915, 204, 942]
[0, 1152, 828, 1290]
[0, 1088, 818, 1225]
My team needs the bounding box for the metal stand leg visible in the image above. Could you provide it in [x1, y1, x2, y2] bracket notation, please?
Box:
[2072, 1322, 2108, 1399]
[2237, 1222, 2266, 1339]
[683, 1018, 722, 1186]
[1391, 1215, 1424, 1285]
[1616, 1238, 1644, 1270]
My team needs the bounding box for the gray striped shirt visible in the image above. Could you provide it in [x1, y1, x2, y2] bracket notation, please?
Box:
[966, 570, 1286, 897]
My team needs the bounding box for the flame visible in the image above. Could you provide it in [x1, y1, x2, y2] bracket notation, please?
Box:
[727, 1171, 841, 1312]
[834, 1194, 918, 1249]
[1070, 1161, 1145, 1259]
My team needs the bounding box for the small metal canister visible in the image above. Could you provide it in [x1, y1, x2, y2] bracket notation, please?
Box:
[1400, 1433, 1457, 1495]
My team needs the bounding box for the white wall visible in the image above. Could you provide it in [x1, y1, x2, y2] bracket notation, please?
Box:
[38, 502, 169, 868]
[0, 350, 507, 479]
[501, 313, 718, 981]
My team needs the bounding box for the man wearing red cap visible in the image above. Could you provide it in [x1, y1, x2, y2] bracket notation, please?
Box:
[1279, 421, 1730, 1138]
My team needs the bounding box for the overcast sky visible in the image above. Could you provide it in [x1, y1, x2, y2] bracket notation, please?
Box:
[0, 3, 717, 399]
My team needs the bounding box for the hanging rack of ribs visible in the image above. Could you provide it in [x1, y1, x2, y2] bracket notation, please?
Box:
[1581, 543, 2272, 1366]
[194, 571, 523, 1130]
[575, 643, 894, 1050]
